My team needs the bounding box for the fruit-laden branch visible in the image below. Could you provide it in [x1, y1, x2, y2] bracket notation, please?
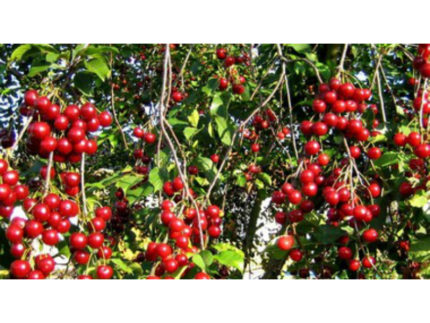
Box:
[205, 66, 286, 202]
[158, 45, 205, 249]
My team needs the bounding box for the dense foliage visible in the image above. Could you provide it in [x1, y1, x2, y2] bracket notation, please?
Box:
[0, 43, 430, 279]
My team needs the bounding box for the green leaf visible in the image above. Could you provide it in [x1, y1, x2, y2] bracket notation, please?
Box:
[192, 254, 206, 271]
[85, 57, 110, 81]
[188, 109, 200, 127]
[213, 250, 244, 273]
[215, 116, 234, 146]
[209, 94, 224, 116]
[258, 172, 272, 186]
[46, 52, 60, 63]
[373, 151, 399, 168]
[74, 71, 95, 96]
[28, 65, 51, 77]
[409, 237, 430, 262]
[200, 250, 214, 267]
[10, 44, 32, 61]
[288, 44, 311, 53]
[313, 225, 345, 244]
[149, 167, 168, 192]
[184, 127, 198, 140]
[116, 174, 143, 192]
[111, 258, 132, 274]
[236, 174, 246, 187]
[409, 191, 428, 208]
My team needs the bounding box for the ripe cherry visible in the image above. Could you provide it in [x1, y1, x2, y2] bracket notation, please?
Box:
[42, 229, 59, 245]
[70, 232, 88, 249]
[10, 260, 31, 278]
[304, 140, 320, 155]
[338, 246, 352, 260]
[96, 265, 113, 279]
[363, 228, 378, 243]
[277, 235, 294, 251]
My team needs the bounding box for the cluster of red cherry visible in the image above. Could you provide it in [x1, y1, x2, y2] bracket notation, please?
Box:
[3, 90, 116, 279]
[392, 45, 430, 198]
[22, 90, 112, 162]
[144, 179, 223, 279]
[413, 44, 430, 78]
[215, 47, 249, 95]
[271, 78, 385, 272]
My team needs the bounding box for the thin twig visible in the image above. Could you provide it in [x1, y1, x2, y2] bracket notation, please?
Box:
[42, 151, 54, 197]
[81, 153, 88, 218]
[337, 44, 349, 76]
[277, 44, 299, 160]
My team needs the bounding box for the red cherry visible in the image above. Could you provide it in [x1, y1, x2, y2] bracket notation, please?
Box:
[367, 147, 382, 160]
[208, 225, 221, 238]
[96, 265, 113, 279]
[35, 96, 51, 113]
[56, 138, 73, 155]
[312, 99, 326, 113]
[304, 140, 320, 155]
[64, 105, 80, 121]
[44, 104, 60, 120]
[302, 182, 318, 197]
[219, 77, 229, 90]
[156, 243, 172, 259]
[277, 235, 294, 251]
[98, 111, 113, 127]
[407, 132, 421, 147]
[210, 154, 220, 163]
[216, 48, 227, 59]
[88, 232, 104, 249]
[172, 91, 183, 102]
[95, 206, 112, 221]
[10, 260, 31, 278]
[59, 199, 79, 218]
[363, 228, 378, 243]
[97, 246, 112, 259]
[90, 217, 106, 232]
[85, 139, 98, 155]
[338, 246, 353, 260]
[164, 258, 179, 274]
[6, 225, 24, 243]
[14, 184, 29, 200]
[25, 220, 43, 238]
[32, 203, 51, 222]
[232, 84, 245, 95]
[10, 243, 25, 258]
[289, 249, 303, 261]
[24, 90, 38, 107]
[288, 190, 302, 205]
[348, 259, 361, 271]
[318, 153, 330, 166]
[86, 117, 100, 132]
[42, 229, 59, 245]
[194, 272, 210, 279]
[67, 127, 86, 143]
[29, 122, 51, 140]
[163, 182, 175, 196]
[339, 83, 355, 98]
[70, 232, 88, 249]
[312, 122, 328, 136]
[323, 91, 337, 104]
[80, 102, 97, 120]
[0, 159, 8, 175]
[144, 132, 156, 144]
[362, 256, 376, 268]
[74, 250, 90, 264]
